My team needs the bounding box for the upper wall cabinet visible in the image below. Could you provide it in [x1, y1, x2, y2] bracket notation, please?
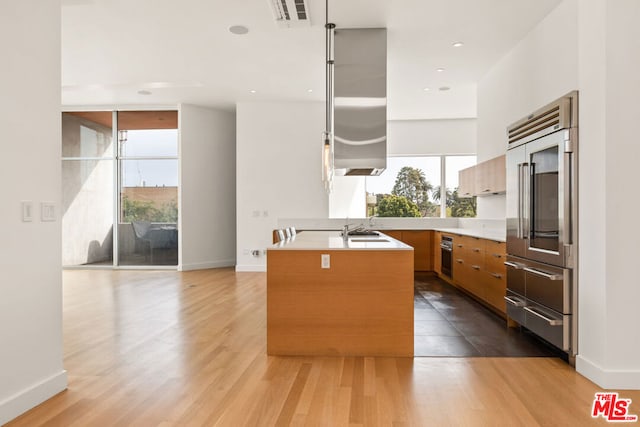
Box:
[458, 154, 506, 198]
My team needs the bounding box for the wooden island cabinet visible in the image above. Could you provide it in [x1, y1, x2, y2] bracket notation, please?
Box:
[267, 231, 414, 357]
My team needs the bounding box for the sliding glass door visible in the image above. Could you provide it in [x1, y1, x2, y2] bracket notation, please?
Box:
[61, 110, 178, 267]
[117, 111, 179, 266]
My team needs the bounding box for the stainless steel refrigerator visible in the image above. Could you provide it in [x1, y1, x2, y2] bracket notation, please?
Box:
[504, 91, 578, 361]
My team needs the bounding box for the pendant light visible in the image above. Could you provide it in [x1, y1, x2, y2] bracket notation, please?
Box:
[322, 0, 335, 193]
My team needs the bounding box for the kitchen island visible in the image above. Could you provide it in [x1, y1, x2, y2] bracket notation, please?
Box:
[267, 231, 414, 356]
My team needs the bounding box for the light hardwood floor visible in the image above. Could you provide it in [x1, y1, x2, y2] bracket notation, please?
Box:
[7, 269, 639, 426]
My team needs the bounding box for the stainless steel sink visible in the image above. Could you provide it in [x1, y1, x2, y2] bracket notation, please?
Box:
[347, 230, 380, 236]
[350, 238, 389, 243]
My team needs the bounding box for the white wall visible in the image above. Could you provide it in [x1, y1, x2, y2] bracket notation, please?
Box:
[236, 102, 328, 271]
[179, 104, 236, 271]
[0, 1, 67, 424]
[476, 0, 578, 219]
[329, 176, 367, 218]
[388, 118, 476, 156]
[575, 0, 640, 389]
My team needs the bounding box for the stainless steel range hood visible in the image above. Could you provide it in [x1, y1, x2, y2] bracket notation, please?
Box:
[333, 28, 387, 176]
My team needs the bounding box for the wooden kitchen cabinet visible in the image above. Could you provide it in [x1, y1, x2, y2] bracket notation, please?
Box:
[433, 231, 442, 275]
[476, 155, 506, 196]
[458, 166, 476, 198]
[384, 230, 432, 272]
[447, 234, 507, 316]
[401, 230, 432, 271]
[483, 240, 507, 313]
[457, 154, 506, 197]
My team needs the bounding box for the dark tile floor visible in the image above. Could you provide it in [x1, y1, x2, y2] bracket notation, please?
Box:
[414, 274, 561, 357]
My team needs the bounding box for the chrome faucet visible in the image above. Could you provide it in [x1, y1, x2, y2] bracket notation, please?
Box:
[342, 223, 351, 241]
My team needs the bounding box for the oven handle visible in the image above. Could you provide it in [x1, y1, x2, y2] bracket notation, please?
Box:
[524, 306, 563, 326]
[523, 267, 563, 280]
[504, 296, 526, 307]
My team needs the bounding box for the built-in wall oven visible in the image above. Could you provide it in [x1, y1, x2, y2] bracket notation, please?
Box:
[440, 235, 453, 278]
[505, 91, 578, 360]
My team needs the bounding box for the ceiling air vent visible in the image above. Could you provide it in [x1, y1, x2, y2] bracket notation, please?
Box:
[267, 0, 311, 28]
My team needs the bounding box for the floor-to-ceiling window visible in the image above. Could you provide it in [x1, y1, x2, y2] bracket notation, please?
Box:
[62, 110, 178, 267]
[62, 112, 115, 266]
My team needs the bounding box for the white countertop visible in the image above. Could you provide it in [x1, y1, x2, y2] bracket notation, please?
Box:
[269, 231, 413, 251]
[435, 228, 506, 242]
[277, 218, 506, 242]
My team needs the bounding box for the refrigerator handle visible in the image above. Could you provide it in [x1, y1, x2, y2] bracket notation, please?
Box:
[517, 163, 522, 239]
[564, 152, 572, 245]
[522, 162, 530, 240]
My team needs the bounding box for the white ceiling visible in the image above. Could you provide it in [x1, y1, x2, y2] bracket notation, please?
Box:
[61, 0, 561, 120]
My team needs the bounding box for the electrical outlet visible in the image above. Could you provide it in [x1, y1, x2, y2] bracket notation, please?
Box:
[41, 202, 55, 222]
[243, 249, 250, 255]
[251, 250, 260, 257]
[321, 254, 330, 269]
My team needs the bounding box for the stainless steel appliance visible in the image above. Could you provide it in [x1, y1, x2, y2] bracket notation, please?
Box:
[505, 91, 578, 360]
[440, 235, 453, 278]
[333, 28, 387, 176]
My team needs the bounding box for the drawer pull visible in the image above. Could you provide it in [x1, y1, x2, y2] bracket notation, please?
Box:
[490, 272, 502, 279]
[471, 265, 481, 270]
[504, 296, 526, 307]
[456, 259, 464, 264]
[523, 267, 563, 281]
[524, 306, 563, 326]
[472, 248, 481, 253]
[457, 244, 463, 248]
[504, 261, 524, 269]
[492, 253, 502, 258]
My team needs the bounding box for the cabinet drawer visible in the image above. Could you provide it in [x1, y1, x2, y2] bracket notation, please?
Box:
[465, 265, 485, 299]
[485, 240, 506, 272]
[484, 271, 506, 313]
[452, 256, 467, 284]
[460, 236, 484, 267]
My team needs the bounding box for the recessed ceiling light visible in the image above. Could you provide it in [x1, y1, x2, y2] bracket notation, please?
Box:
[249, 89, 257, 93]
[422, 87, 430, 92]
[436, 68, 445, 72]
[137, 90, 152, 95]
[307, 89, 313, 93]
[452, 42, 464, 47]
[439, 86, 451, 91]
[229, 25, 249, 35]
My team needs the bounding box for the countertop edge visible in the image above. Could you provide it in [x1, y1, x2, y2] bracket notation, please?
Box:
[269, 231, 414, 251]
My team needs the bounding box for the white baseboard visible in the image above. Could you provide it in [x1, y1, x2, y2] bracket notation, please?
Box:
[576, 355, 640, 389]
[0, 370, 67, 425]
[235, 265, 267, 272]
[178, 259, 235, 271]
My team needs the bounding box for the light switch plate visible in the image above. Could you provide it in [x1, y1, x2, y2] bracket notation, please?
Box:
[22, 201, 33, 222]
[41, 202, 56, 222]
